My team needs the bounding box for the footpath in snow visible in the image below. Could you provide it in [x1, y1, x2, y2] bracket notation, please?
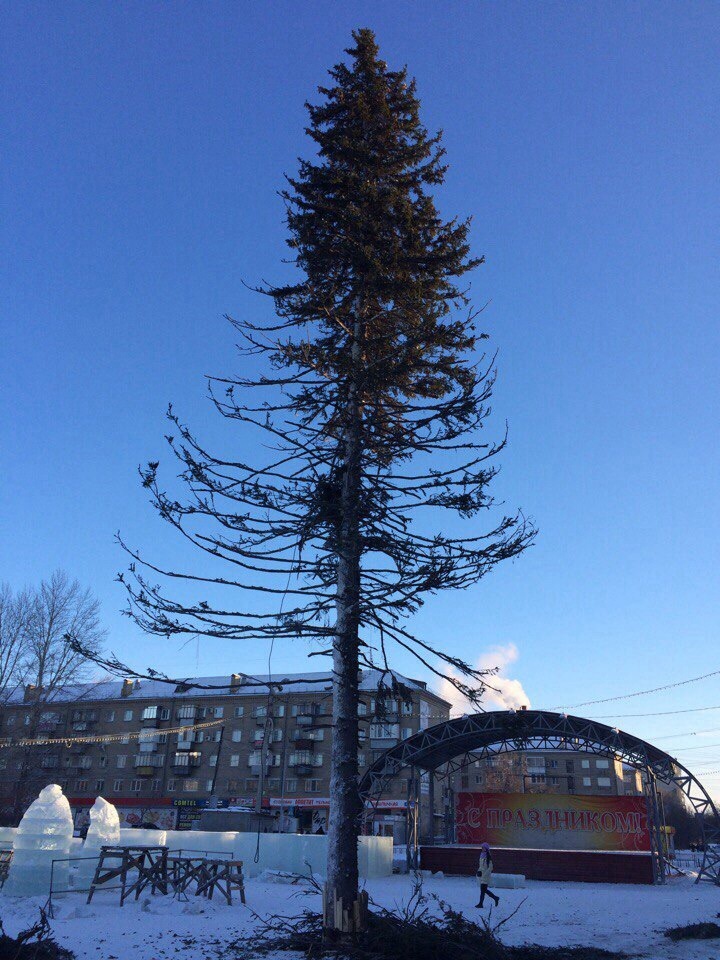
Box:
[1, 873, 718, 960]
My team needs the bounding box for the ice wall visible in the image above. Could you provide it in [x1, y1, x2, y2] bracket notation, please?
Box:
[161, 831, 392, 879]
[3, 784, 74, 897]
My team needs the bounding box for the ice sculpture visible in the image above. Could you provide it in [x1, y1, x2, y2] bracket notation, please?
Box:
[75, 796, 120, 888]
[3, 783, 74, 897]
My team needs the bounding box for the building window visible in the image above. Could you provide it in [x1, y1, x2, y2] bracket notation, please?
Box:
[123, 710, 133, 722]
[369, 723, 399, 740]
[130, 779, 142, 792]
[106, 710, 115, 722]
[582, 777, 592, 787]
[206, 779, 214, 792]
[402, 701, 414, 716]
[141, 706, 158, 721]
[230, 729, 242, 742]
[74, 780, 88, 791]
[234, 706, 244, 718]
[305, 779, 321, 793]
[184, 780, 199, 792]
[548, 760, 558, 769]
[597, 777, 612, 788]
[98, 756, 108, 768]
[120, 735, 130, 745]
[357, 702, 367, 716]
[475, 775, 482, 785]
[285, 778, 297, 792]
[402, 727, 413, 740]
[357, 752, 365, 767]
[167, 779, 176, 792]
[226, 779, 238, 791]
[117, 755, 127, 768]
[113, 779, 123, 792]
[596, 759, 610, 769]
[177, 705, 196, 720]
[212, 706, 224, 719]
[461, 776, 469, 789]
[549, 777, 559, 786]
[530, 774, 546, 784]
[581, 760, 590, 769]
[94, 780, 104, 793]
[230, 755, 240, 767]
[6, 716, 15, 726]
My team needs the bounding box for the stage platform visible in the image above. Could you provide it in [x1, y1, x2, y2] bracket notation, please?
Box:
[420, 845, 654, 884]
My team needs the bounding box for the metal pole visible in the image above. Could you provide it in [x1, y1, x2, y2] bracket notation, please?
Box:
[649, 772, 666, 884]
[209, 724, 225, 798]
[427, 767, 435, 845]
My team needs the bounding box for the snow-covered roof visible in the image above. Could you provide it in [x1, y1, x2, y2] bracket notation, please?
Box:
[3, 669, 449, 707]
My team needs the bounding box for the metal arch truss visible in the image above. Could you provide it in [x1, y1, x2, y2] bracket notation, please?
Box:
[358, 709, 720, 885]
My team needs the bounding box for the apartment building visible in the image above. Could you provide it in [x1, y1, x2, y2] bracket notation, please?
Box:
[0, 670, 450, 835]
[453, 750, 644, 798]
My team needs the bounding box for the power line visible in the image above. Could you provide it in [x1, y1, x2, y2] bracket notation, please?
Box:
[653, 726, 720, 741]
[669, 742, 720, 754]
[553, 667, 720, 711]
[586, 704, 720, 719]
[0, 717, 224, 749]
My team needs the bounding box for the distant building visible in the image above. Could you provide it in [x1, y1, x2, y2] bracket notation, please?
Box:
[451, 749, 644, 798]
[0, 670, 450, 836]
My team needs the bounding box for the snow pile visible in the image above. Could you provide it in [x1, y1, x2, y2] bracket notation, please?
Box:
[75, 797, 120, 889]
[3, 784, 74, 897]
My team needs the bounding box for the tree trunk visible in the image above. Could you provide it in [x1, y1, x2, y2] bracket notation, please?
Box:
[325, 323, 363, 929]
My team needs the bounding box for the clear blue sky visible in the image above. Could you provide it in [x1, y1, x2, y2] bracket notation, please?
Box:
[2, 2, 719, 794]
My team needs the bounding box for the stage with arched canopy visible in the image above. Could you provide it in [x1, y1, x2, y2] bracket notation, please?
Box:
[359, 709, 720, 884]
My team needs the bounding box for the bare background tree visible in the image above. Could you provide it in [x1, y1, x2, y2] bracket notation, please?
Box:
[1, 571, 106, 820]
[0, 584, 34, 701]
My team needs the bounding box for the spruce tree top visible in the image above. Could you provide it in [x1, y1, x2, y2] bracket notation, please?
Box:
[273, 28, 484, 445]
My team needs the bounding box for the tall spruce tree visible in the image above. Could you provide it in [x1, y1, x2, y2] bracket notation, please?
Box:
[84, 30, 534, 924]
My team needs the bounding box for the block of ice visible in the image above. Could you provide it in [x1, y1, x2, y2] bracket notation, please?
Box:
[84, 796, 120, 846]
[75, 797, 121, 889]
[3, 784, 74, 897]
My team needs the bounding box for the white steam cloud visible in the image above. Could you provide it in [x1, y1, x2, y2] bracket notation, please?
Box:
[438, 642, 531, 715]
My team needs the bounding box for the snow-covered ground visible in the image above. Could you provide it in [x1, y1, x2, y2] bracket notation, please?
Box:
[1, 872, 718, 959]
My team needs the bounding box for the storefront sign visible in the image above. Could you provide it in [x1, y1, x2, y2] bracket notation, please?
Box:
[456, 792, 651, 851]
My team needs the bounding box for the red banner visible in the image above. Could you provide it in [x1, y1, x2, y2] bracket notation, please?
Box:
[456, 792, 651, 851]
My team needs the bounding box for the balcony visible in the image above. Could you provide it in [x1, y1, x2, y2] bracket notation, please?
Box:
[172, 751, 201, 770]
[135, 765, 156, 777]
[295, 764, 313, 776]
[141, 709, 159, 727]
[295, 714, 317, 727]
[293, 738, 315, 751]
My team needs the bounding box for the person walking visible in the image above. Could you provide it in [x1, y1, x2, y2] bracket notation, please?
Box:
[475, 842, 500, 908]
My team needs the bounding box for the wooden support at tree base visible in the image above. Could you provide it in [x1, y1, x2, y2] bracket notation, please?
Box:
[322, 884, 369, 934]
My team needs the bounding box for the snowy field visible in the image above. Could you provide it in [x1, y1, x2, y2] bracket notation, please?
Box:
[1, 873, 719, 960]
